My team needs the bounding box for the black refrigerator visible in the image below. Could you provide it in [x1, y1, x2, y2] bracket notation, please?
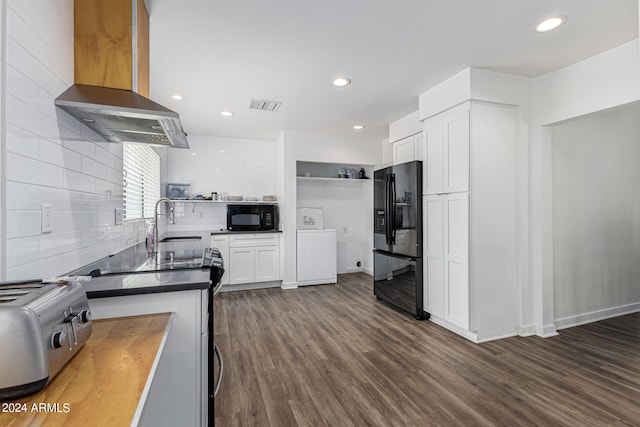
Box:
[373, 160, 426, 319]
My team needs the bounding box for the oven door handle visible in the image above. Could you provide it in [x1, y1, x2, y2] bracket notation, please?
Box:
[214, 343, 223, 397]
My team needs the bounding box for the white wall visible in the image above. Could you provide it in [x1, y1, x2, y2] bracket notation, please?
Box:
[2, 0, 146, 280]
[297, 180, 372, 274]
[530, 38, 640, 335]
[282, 131, 380, 287]
[551, 102, 640, 327]
[162, 135, 276, 233]
[164, 135, 275, 199]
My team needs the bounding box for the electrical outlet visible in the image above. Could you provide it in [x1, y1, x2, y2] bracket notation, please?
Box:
[198, 211, 205, 219]
[41, 204, 53, 234]
[114, 208, 124, 225]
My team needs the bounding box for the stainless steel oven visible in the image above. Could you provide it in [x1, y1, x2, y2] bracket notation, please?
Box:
[227, 204, 279, 231]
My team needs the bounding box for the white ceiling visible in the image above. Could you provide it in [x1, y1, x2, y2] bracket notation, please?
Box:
[146, 0, 638, 143]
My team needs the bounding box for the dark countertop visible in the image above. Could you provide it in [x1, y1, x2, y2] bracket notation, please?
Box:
[67, 241, 213, 299]
[68, 242, 205, 276]
[81, 268, 211, 299]
[210, 230, 282, 235]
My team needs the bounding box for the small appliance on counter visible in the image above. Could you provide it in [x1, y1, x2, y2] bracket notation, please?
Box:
[0, 279, 93, 400]
[296, 208, 337, 286]
[167, 182, 190, 199]
[227, 204, 279, 231]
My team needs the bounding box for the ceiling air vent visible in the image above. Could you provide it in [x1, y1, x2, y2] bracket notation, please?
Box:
[248, 99, 282, 112]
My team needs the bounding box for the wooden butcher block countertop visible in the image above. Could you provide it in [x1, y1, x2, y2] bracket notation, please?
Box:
[0, 313, 173, 427]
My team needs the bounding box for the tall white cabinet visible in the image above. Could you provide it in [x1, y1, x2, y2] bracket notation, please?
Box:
[422, 101, 517, 342]
[389, 110, 423, 165]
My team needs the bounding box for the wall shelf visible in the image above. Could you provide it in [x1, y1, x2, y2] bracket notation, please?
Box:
[296, 161, 374, 180]
[296, 177, 371, 183]
[169, 199, 277, 204]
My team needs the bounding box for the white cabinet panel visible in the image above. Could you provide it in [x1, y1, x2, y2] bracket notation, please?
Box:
[392, 135, 416, 165]
[424, 195, 444, 316]
[424, 119, 444, 195]
[229, 247, 255, 284]
[422, 103, 469, 195]
[443, 108, 470, 193]
[443, 192, 469, 329]
[255, 246, 280, 282]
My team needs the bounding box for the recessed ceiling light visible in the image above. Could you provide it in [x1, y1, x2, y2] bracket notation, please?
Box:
[172, 94, 183, 100]
[220, 111, 234, 117]
[536, 15, 567, 32]
[192, 153, 197, 156]
[353, 125, 365, 130]
[332, 77, 351, 87]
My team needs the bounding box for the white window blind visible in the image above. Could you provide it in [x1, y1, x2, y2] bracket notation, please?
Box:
[123, 145, 160, 219]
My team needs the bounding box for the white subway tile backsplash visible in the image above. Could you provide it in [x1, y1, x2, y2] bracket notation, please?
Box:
[53, 210, 100, 233]
[7, 152, 64, 187]
[95, 144, 119, 169]
[6, 182, 41, 210]
[6, 64, 39, 109]
[6, 35, 43, 87]
[6, 236, 40, 268]
[6, 123, 39, 158]
[6, 211, 41, 239]
[63, 169, 96, 193]
[82, 227, 109, 248]
[3, 0, 143, 280]
[6, 7, 39, 60]
[39, 231, 82, 259]
[81, 156, 108, 180]
[39, 139, 82, 171]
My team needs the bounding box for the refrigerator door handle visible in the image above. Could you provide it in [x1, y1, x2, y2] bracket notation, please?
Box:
[390, 174, 397, 245]
[384, 174, 391, 244]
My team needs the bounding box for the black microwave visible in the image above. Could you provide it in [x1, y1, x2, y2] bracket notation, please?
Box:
[227, 204, 279, 231]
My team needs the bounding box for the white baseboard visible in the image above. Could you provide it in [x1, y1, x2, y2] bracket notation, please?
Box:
[362, 267, 373, 276]
[518, 324, 537, 337]
[428, 316, 479, 343]
[220, 281, 281, 292]
[535, 324, 559, 338]
[554, 302, 640, 330]
[281, 281, 299, 290]
[476, 331, 518, 343]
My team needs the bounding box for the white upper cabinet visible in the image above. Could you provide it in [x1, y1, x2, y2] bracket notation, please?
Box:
[392, 133, 422, 164]
[423, 102, 470, 195]
[390, 110, 423, 165]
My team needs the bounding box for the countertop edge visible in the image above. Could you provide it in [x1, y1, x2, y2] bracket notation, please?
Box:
[85, 280, 210, 299]
[210, 230, 282, 235]
[131, 312, 175, 426]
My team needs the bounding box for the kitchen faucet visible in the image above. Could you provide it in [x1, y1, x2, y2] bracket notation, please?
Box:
[153, 197, 175, 257]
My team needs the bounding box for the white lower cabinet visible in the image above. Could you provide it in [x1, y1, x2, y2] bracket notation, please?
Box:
[221, 233, 281, 286]
[424, 193, 469, 329]
[88, 289, 207, 427]
[255, 246, 280, 282]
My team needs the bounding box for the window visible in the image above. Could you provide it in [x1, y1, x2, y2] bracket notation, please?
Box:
[123, 145, 160, 219]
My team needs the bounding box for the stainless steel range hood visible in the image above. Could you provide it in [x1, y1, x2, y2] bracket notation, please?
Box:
[55, 84, 189, 149]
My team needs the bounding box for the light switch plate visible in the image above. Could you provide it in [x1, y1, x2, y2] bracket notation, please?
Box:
[114, 208, 124, 225]
[41, 204, 53, 234]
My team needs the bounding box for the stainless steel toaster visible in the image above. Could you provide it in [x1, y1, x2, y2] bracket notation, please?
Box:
[0, 280, 92, 400]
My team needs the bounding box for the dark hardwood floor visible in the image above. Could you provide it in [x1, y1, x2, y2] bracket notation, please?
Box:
[214, 273, 640, 426]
